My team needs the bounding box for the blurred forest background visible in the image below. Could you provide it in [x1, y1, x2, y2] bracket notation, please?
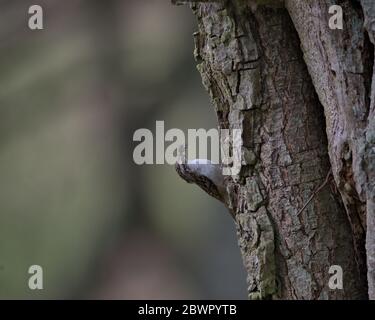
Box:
[0, 0, 246, 299]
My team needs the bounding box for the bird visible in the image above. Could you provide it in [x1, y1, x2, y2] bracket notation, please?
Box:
[175, 158, 226, 203]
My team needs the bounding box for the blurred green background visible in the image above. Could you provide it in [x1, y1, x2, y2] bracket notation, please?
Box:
[0, 0, 246, 299]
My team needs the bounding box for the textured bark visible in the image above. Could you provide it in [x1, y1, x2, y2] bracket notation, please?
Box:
[174, 0, 374, 299]
[285, 0, 375, 299]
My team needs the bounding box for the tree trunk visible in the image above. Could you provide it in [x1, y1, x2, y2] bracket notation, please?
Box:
[174, 0, 374, 299]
